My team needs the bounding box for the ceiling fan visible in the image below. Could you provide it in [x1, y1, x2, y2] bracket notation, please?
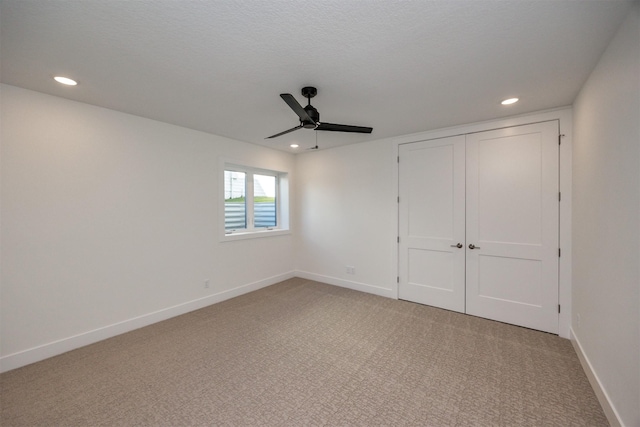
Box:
[266, 86, 373, 139]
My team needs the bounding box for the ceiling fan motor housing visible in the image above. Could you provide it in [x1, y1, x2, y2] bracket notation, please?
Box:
[303, 105, 319, 128]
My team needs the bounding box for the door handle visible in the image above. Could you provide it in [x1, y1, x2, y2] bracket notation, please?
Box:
[468, 244, 481, 250]
[450, 243, 463, 248]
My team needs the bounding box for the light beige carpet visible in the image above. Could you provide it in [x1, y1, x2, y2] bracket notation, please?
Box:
[1, 278, 607, 426]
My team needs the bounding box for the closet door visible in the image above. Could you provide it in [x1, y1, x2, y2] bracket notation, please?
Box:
[398, 136, 466, 312]
[465, 121, 559, 333]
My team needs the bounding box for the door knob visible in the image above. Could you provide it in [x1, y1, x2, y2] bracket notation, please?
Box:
[450, 243, 463, 248]
[468, 244, 481, 249]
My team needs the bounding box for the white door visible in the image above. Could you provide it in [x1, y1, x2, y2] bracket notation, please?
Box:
[398, 121, 560, 334]
[398, 136, 466, 313]
[465, 121, 559, 333]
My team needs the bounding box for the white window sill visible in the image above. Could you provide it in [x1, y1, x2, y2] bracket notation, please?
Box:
[221, 228, 291, 242]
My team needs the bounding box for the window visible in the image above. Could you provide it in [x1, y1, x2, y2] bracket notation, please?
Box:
[222, 163, 289, 240]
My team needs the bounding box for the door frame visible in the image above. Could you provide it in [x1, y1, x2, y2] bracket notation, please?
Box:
[392, 107, 573, 338]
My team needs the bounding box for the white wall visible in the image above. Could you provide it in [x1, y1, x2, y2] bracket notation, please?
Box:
[295, 139, 397, 297]
[572, 4, 639, 426]
[0, 84, 296, 371]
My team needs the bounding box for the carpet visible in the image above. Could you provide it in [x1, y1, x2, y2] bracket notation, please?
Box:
[0, 277, 607, 426]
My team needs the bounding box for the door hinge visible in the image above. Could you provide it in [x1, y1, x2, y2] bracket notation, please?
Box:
[397, 196, 400, 203]
[397, 236, 400, 243]
[397, 276, 400, 283]
[559, 192, 561, 202]
[558, 304, 561, 314]
[559, 248, 561, 257]
[397, 156, 400, 163]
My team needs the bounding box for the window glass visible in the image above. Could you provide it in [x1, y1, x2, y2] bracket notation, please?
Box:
[224, 170, 246, 230]
[254, 174, 277, 228]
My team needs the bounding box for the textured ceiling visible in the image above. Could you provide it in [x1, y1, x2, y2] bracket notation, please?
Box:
[0, 1, 633, 152]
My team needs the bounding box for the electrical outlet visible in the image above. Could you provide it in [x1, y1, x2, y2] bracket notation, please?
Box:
[346, 266, 355, 275]
[204, 280, 210, 289]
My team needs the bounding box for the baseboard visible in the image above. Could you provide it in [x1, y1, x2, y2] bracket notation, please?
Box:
[570, 328, 623, 427]
[295, 270, 395, 299]
[0, 271, 296, 373]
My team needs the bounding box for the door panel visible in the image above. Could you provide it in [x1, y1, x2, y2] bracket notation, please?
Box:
[465, 121, 559, 333]
[398, 136, 466, 313]
[476, 132, 542, 245]
[477, 256, 542, 306]
[408, 249, 454, 292]
[406, 144, 455, 239]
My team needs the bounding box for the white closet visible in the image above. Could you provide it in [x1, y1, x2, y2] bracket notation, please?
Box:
[398, 121, 560, 334]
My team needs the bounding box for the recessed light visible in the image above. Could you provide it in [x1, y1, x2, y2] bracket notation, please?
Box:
[290, 144, 299, 148]
[501, 97, 519, 105]
[54, 76, 78, 86]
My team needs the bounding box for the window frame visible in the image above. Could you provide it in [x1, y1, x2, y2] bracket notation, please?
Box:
[220, 161, 290, 242]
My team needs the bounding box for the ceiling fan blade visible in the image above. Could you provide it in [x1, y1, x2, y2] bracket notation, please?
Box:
[315, 122, 373, 134]
[265, 124, 303, 139]
[280, 94, 315, 123]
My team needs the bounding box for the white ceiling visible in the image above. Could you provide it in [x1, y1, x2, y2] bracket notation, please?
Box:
[0, 1, 633, 152]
